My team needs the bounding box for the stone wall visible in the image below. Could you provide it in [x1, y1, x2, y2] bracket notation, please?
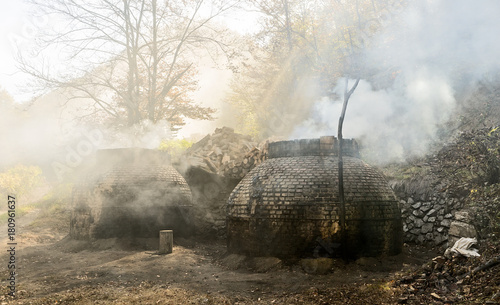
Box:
[389, 127, 500, 246]
[391, 173, 472, 246]
[397, 193, 481, 247]
[397, 195, 460, 245]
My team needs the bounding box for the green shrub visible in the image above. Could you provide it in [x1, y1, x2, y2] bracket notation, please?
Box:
[158, 138, 194, 159]
[0, 164, 43, 198]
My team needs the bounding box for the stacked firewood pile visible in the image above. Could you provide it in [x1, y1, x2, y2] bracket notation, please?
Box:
[184, 127, 269, 179]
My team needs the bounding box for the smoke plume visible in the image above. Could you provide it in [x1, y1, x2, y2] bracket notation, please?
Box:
[292, 0, 500, 164]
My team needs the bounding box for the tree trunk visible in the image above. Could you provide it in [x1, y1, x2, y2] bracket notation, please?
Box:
[149, 0, 158, 122]
[338, 78, 360, 259]
[284, 0, 293, 52]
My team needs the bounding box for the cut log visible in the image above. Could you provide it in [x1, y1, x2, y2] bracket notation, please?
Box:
[159, 230, 173, 254]
[204, 158, 217, 172]
[222, 154, 231, 164]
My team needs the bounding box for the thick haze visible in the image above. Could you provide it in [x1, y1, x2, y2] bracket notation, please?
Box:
[2, 0, 500, 180]
[292, 0, 500, 164]
[0, 2, 245, 180]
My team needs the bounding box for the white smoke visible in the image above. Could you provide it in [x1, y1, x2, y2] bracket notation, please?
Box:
[292, 0, 500, 164]
[104, 119, 172, 149]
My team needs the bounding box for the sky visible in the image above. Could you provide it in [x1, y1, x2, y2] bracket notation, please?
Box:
[0, 0, 263, 177]
[0, 1, 34, 101]
[0, 0, 262, 144]
[0, 0, 260, 104]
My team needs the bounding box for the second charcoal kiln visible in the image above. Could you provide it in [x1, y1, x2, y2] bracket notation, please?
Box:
[70, 148, 193, 240]
[226, 137, 403, 258]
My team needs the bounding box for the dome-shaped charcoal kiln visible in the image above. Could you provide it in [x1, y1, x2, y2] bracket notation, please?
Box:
[71, 148, 193, 240]
[226, 136, 402, 258]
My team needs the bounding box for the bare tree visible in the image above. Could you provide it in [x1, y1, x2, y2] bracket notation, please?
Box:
[18, 0, 239, 132]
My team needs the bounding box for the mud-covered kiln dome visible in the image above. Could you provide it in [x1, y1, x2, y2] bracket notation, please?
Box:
[226, 137, 402, 258]
[71, 148, 193, 240]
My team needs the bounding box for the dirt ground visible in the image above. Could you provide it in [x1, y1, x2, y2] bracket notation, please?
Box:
[0, 207, 439, 305]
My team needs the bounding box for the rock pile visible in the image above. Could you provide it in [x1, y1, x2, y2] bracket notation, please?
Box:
[448, 211, 477, 246]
